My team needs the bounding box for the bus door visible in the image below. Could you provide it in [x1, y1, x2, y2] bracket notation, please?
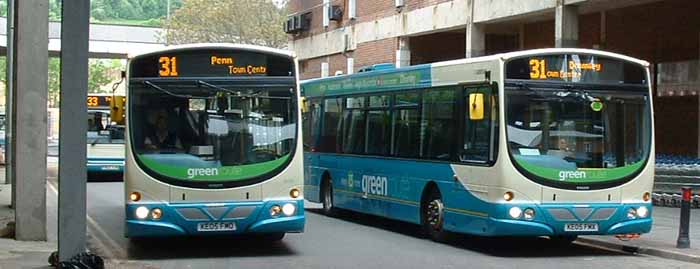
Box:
[455, 85, 496, 190]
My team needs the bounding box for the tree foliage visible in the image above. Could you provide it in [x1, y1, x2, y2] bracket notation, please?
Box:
[164, 0, 288, 48]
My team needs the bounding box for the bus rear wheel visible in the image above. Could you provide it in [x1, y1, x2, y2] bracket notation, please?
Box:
[422, 188, 451, 242]
[321, 177, 336, 216]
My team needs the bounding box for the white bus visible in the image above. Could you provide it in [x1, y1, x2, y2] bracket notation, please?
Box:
[124, 44, 304, 240]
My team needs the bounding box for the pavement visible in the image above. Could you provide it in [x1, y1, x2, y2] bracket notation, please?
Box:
[580, 206, 700, 264]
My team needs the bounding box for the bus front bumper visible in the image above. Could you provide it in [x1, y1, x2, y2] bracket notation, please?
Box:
[447, 203, 652, 237]
[125, 199, 305, 237]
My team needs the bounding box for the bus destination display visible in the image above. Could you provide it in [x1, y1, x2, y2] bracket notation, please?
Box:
[130, 49, 294, 78]
[506, 54, 646, 85]
[87, 95, 112, 107]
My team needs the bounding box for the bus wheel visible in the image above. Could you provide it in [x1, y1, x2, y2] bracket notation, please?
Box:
[422, 188, 451, 242]
[321, 177, 336, 216]
[549, 235, 577, 246]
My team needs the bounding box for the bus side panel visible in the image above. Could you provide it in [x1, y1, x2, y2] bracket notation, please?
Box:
[303, 151, 322, 203]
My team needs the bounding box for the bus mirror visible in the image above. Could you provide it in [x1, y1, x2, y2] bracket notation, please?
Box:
[469, 93, 484, 121]
[301, 97, 309, 113]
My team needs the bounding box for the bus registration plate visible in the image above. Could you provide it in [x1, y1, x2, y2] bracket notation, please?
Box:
[197, 222, 236, 232]
[564, 223, 598, 232]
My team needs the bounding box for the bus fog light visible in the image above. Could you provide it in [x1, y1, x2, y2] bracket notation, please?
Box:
[282, 203, 296, 216]
[129, 192, 141, 202]
[135, 206, 149, 219]
[151, 208, 163, 220]
[636, 206, 648, 218]
[290, 188, 301, 198]
[523, 208, 535, 220]
[509, 207, 522, 219]
[270, 205, 282, 216]
[627, 208, 637, 219]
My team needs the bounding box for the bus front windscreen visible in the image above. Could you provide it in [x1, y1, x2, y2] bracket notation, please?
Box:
[129, 81, 296, 188]
[505, 86, 651, 189]
[505, 55, 651, 190]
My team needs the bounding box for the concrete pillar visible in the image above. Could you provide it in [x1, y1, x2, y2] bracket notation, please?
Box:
[555, 3, 579, 48]
[58, 0, 90, 261]
[4, 0, 14, 187]
[396, 37, 410, 68]
[466, 23, 485, 58]
[13, 0, 48, 241]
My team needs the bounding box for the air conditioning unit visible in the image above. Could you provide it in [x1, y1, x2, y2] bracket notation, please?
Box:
[299, 12, 311, 31]
[329, 5, 343, 21]
[284, 17, 298, 34]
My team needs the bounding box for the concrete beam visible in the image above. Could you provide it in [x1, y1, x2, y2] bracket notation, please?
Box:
[555, 3, 579, 48]
[466, 23, 485, 58]
[13, 0, 48, 241]
[58, 0, 89, 261]
[396, 37, 410, 68]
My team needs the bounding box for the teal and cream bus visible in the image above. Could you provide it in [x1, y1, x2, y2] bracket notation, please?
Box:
[125, 44, 304, 240]
[302, 48, 653, 243]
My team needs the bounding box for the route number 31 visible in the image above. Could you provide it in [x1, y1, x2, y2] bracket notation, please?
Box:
[529, 59, 547, 79]
[159, 56, 179, 77]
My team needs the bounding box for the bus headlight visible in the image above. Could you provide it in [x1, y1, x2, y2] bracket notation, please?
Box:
[135, 206, 149, 219]
[636, 206, 649, 218]
[509, 207, 522, 219]
[523, 208, 535, 220]
[282, 203, 296, 216]
[627, 208, 637, 219]
[151, 208, 163, 220]
[270, 205, 282, 216]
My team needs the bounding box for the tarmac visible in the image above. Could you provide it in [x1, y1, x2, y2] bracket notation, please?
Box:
[0, 173, 699, 267]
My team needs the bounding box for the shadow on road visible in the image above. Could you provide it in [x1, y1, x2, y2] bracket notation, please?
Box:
[306, 208, 630, 258]
[126, 236, 297, 260]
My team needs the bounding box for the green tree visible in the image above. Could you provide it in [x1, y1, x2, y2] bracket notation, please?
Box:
[164, 0, 288, 48]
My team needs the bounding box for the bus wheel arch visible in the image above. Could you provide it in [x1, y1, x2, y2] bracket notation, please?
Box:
[320, 171, 336, 216]
[420, 182, 451, 242]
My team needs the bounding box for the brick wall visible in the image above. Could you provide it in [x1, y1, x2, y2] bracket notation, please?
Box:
[410, 31, 465, 65]
[288, 0, 455, 40]
[299, 37, 398, 79]
[655, 97, 699, 156]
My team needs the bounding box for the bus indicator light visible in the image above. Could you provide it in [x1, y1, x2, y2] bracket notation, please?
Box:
[130, 192, 141, 202]
[290, 188, 301, 198]
[504, 191, 514, 201]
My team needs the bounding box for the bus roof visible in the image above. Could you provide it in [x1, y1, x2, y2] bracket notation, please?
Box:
[301, 48, 649, 98]
[128, 43, 295, 60]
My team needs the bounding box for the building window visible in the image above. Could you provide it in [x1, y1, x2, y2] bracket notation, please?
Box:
[323, 0, 330, 27]
[348, 0, 356, 19]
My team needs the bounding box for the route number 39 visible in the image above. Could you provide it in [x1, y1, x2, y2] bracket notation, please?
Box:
[159, 56, 179, 77]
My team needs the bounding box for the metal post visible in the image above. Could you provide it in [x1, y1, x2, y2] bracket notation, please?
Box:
[57, 0, 90, 261]
[13, 0, 48, 241]
[677, 187, 692, 248]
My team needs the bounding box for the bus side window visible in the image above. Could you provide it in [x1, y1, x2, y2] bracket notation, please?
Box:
[318, 98, 342, 153]
[462, 87, 496, 163]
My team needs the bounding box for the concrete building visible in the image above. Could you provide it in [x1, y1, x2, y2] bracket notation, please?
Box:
[286, 0, 700, 158]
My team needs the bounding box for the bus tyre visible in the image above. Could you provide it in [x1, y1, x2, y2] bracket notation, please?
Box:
[321, 178, 336, 216]
[422, 189, 451, 242]
[549, 235, 577, 246]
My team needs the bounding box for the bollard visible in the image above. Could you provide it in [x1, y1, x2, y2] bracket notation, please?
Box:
[676, 187, 691, 248]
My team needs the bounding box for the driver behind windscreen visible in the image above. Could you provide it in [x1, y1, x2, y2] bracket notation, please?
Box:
[144, 111, 182, 150]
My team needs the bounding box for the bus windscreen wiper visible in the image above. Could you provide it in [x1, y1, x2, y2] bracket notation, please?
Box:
[197, 80, 291, 100]
[143, 80, 213, 99]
